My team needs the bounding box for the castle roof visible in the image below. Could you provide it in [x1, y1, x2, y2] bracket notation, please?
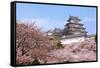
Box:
[65, 22, 83, 26]
[67, 16, 81, 21]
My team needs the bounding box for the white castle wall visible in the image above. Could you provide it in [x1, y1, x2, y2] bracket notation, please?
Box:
[61, 36, 85, 44]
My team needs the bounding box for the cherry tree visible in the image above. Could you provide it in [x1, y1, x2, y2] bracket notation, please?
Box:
[16, 22, 55, 65]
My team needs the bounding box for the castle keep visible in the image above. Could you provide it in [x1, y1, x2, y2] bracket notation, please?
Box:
[61, 16, 87, 44]
[63, 16, 87, 36]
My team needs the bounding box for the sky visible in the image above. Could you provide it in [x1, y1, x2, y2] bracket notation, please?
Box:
[16, 3, 97, 35]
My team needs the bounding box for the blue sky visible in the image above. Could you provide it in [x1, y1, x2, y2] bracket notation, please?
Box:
[16, 3, 96, 35]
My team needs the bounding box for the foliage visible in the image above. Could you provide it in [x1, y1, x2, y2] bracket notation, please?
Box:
[16, 21, 96, 65]
[47, 38, 96, 63]
[95, 35, 97, 42]
[56, 41, 64, 49]
[16, 22, 55, 65]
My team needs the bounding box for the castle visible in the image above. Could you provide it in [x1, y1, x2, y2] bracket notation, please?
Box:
[47, 16, 94, 44]
[61, 16, 87, 44]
